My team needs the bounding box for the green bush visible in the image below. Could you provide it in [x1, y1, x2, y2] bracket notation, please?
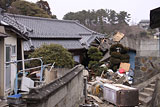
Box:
[113, 65, 118, 72]
[29, 44, 74, 68]
[121, 59, 130, 63]
[111, 52, 121, 58]
[110, 44, 123, 52]
[121, 47, 129, 54]
[110, 57, 121, 65]
[120, 54, 130, 60]
[109, 43, 130, 72]
[88, 47, 103, 61]
[88, 61, 99, 69]
[87, 47, 105, 75]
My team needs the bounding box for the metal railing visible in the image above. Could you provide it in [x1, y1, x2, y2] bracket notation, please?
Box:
[5, 57, 45, 95]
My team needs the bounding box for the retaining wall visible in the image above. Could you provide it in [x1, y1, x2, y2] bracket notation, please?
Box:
[134, 57, 160, 84]
[24, 65, 84, 107]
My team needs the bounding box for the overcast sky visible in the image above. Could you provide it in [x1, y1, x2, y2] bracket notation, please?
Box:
[26, 0, 160, 24]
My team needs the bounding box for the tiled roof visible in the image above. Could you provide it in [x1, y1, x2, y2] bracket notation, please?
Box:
[5, 13, 104, 50]
[24, 39, 84, 51]
[7, 14, 96, 39]
[80, 35, 98, 49]
[0, 13, 29, 40]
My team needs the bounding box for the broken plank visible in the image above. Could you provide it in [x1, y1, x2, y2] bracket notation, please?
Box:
[88, 94, 103, 104]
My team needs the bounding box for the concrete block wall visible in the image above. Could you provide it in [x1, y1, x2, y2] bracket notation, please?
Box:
[46, 70, 84, 107]
[24, 65, 84, 107]
[134, 57, 160, 84]
[137, 39, 159, 57]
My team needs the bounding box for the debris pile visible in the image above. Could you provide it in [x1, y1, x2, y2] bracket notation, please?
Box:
[83, 71, 139, 106]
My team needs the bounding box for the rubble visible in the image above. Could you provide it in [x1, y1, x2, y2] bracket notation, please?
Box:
[83, 61, 138, 107]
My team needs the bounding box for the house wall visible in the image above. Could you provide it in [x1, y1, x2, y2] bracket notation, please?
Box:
[0, 38, 4, 96]
[4, 34, 17, 96]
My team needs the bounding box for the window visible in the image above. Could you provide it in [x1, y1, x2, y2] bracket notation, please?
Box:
[73, 55, 80, 63]
[11, 45, 16, 55]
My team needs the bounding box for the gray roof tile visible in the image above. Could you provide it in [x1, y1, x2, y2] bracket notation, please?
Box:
[7, 14, 95, 39]
[24, 39, 84, 51]
[5, 14, 104, 50]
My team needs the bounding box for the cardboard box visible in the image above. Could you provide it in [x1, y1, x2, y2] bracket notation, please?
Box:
[113, 32, 124, 42]
[119, 63, 130, 72]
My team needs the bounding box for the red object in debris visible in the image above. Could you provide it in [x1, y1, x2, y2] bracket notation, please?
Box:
[119, 68, 125, 74]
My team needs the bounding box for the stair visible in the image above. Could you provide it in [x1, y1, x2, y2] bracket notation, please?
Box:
[143, 88, 154, 95]
[139, 80, 156, 106]
[139, 92, 150, 98]
[139, 96, 152, 106]
[149, 84, 155, 88]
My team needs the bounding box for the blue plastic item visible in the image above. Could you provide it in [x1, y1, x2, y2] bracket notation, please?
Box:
[8, 94, 22, 98]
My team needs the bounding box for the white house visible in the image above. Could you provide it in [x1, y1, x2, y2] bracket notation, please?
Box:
[0, 9, 29, 97]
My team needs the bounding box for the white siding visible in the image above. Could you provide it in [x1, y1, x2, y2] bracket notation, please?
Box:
[4, 35, 17, 95]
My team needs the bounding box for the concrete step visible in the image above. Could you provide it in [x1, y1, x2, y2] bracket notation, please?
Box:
[143, 87, 154, 95]
[139, 92, 151, 98]
[139, 96, 152, 106]
[148, 84, 156, 89]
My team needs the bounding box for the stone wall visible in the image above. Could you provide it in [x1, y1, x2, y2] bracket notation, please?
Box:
[23, 65, 84, 107]
[134, 57, 160, 84]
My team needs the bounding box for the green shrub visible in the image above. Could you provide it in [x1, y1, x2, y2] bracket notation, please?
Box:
[110, 57, 121, 65]
[110, 44, 123, 52]
[121, 59, 130, 63]
[120, 54, 130, 60]
[88, 47, 103, 61]
[29, 44, 74, 68]
[121, 47, 129, 54]
[87, 47, 105, 75]
[109, 43, 130, 72]
[113, 65, 119, 72]
[111, 52, 121, 58]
